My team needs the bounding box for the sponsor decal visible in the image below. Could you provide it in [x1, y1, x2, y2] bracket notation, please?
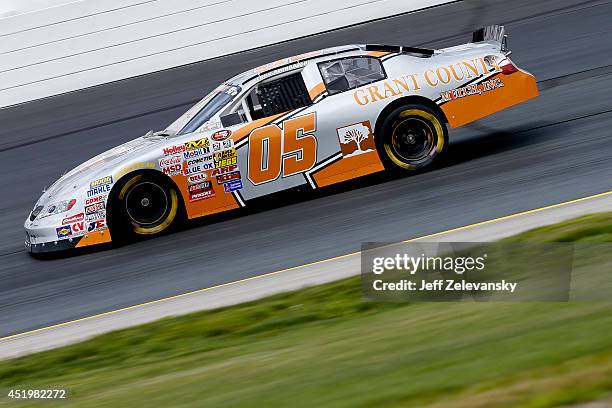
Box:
[87, 183, 111, 197]
[190, 191, 215, 202]
[62, 213, 84, 224]
[85, 195, 106, 205]
[71, 221, 86, 234]
[188, 181, 215, 202]
[85, 202, 105, 215]
[253, 51, 322, 75]
[182, 148, 210, 160]
[210, 164, 239, 177]
[162, 164, 182, 176]
[199, 119, 222, 132]
[163, 145, 186, 156]
[85, 210, 106, 222]
[116, 162, 155, 178]
[87, 219, 106, 232]
[158, 155, 181, 167]
[216, 171, 241, 184]
[336, 121, 375, 158]
[439, 77, 504, 103]
[211, 130, 232, 141]
[353, 56, 502, 106]
[90, 176, 113, 189]
[224, 180, 243, 193]
[184, 156, 213, 167]
[182, 164, 213, 176]
[56, 225, 72, 239]
[184, 138, 210, 151]
[187, 173, 209, 184]
[214, 149, 237, 168]
[212, 139, 234, 152]
[182, 154, 214, 176]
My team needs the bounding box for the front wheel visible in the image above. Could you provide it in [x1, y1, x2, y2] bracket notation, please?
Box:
[112, 173, 181, 239]
[378, 104, 448, 171]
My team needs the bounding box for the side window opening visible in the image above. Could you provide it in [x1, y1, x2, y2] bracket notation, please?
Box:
[256, 72, 312, 117]
[246, 89, 265, 120]
[221, 72, 312, 125]
[319, 57, 386, 95]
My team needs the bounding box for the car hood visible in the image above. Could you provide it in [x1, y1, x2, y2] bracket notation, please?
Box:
[36, 134, 164, 206]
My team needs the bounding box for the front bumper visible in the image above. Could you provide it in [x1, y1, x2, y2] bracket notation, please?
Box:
[25, 234, 81, 253]
[24, 216, 111, 254]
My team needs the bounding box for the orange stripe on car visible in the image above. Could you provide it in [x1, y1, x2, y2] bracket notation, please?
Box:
[441, 71, 539, 128]
[368, 51, 391, 58]
[231, 114, 285, 144]
[75, 230, 112, 248]
[312, 150, 384, 188]
[309, 82, 327, 100]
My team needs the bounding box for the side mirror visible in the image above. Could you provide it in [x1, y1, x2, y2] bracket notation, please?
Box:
[220, 112, 243, 127]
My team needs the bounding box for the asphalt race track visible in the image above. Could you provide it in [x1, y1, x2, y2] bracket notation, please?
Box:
[1, 0, 611, 338]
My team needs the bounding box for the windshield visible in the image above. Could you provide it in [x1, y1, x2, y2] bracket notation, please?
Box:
[166, 84, 242, 136]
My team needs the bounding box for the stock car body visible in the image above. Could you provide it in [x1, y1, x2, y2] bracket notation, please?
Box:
[25, 25, 538, 253]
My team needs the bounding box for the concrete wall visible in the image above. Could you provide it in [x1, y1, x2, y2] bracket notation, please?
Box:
[0, 0, 452, 108]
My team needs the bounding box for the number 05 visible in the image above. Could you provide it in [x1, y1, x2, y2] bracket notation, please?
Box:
[248, 113, 317, 185]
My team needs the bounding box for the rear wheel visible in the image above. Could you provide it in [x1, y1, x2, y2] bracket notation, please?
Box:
[113, 173, 181, 238]
[378, 104, 447, 171]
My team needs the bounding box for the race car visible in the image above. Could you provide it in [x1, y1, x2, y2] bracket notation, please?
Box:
[25, 25, 538, 253]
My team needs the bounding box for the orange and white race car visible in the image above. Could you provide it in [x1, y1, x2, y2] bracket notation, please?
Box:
[25, 25, 537, 253]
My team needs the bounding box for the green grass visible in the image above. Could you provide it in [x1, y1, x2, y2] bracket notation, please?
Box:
[2, 213, 612, 407]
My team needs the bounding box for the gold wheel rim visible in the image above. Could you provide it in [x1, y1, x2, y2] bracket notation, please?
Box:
[384, 109, 445, 170]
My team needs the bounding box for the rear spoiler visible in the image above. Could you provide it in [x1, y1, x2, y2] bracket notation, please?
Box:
[472, 25, 509, 54]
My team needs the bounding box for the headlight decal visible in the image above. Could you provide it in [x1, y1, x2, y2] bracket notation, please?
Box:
[37, 199, 77, 219]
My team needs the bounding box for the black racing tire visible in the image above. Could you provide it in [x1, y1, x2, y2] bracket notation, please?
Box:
[378, 104, 448, 172]
[111, 173, 181, 239]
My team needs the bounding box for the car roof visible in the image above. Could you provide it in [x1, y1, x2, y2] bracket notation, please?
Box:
[227, 44, 367, 86]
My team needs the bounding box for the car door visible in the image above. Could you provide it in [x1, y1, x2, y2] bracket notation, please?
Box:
[299, 56, 388, 189]
[226, 71, 321, 201]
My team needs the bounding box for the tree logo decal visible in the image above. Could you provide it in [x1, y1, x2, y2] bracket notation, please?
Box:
[336, 121, 375, 158]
